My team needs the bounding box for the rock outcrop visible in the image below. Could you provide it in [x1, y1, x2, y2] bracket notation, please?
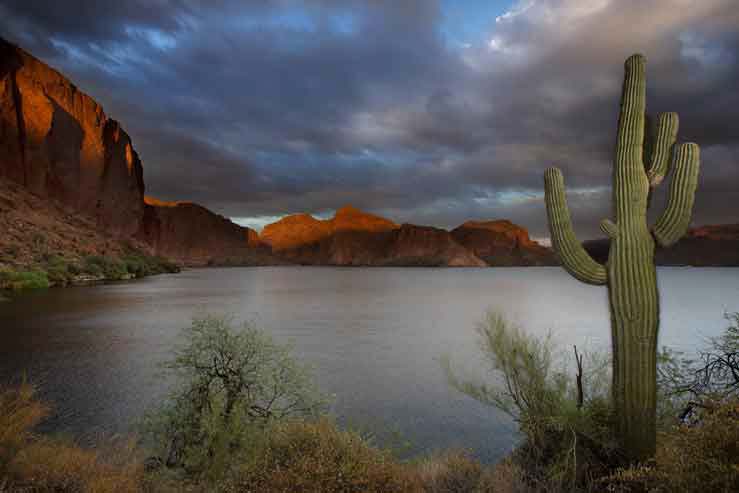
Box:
[583, 225, 739, 266]
[0, 37, 144, 237]
[451, 220, 557, 266]
[139, 197, 273, 267]
[0, 37, 273, 267]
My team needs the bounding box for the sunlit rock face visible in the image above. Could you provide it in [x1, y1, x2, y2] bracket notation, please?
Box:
[0, 37, 275, 267]
[260, 207, 487, 266]
[450, 220, 557, 266]
[0, 37, 144, 237]
[261, 205, 399, 253]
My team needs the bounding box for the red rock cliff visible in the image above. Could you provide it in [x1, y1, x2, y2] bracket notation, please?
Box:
[0, 38, 144, 237]
[0, 37, 273, 267]
[138, 197, 271, 267]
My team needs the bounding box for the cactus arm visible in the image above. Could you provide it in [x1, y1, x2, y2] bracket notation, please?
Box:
[544, 167, 607, 285]
[646, 112, 679, 186]
[652, 143, 700, 247]
[600, 219, 618, 239]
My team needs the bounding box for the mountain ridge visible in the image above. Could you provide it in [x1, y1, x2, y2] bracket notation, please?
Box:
[0, 36, 273, 267]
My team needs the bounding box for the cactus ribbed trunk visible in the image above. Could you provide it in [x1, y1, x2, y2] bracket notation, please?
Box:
[543, 54, 700, 462]
[608, 54, 659, 459]
[608, 236, 659, 460]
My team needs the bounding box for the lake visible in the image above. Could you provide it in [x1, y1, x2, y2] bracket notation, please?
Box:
[1, 267, 738, 463]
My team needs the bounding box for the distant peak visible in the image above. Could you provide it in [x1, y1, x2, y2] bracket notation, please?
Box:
[335, 205, 363, 216]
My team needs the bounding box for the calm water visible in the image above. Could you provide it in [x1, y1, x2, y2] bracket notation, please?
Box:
[1, 267, 738, 462]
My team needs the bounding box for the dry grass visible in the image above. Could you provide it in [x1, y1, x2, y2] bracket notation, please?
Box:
[2, 380, 736, 492]
[226, 418, 419, 492]
[0, 384, 145, 493]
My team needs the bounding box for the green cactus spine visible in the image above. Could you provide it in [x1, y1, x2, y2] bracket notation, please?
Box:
[544, 54, 700, 461]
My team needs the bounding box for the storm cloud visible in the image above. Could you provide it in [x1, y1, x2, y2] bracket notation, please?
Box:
[1, 0, 737, 238]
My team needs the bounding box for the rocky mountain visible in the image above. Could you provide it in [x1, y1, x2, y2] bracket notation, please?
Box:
[258, 208, 558, 267]
[0, 37, 272, 267]
[139, 197, 276, 267]
[451, 220, 557, 266]
[262, 205, 398, 252]
[583, 225, 739, 267]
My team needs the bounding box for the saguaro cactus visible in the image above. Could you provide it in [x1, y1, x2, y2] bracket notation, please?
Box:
[543, 54, 700, 461]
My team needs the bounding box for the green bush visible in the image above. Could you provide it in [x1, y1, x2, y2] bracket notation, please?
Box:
[445, 311, 739, 492]
[122, 254, 180, 278]
[0, 269, 50, 290]
[443, 312, 619, 491]
[82, 255, 128, 280]
[143, 315, 327, 480]
[43, 255, 74, 285]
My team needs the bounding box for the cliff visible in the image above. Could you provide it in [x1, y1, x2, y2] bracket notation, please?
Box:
[0, 37, 144, 237]
[0, 37, 270, 267]
[583, 225, 739, 266]
[139, 197, 275, 267]
[451, 220, 557, 266]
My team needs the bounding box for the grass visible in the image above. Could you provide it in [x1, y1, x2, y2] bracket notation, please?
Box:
[0, 383, 144, 493]
[0, 269, 50, 290]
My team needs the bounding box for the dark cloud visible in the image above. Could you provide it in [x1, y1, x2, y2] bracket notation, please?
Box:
[0, 0, 737, 238]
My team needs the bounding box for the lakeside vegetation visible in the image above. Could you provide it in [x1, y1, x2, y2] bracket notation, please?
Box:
[1, 313, 737, 492]
[0, 251, 179, 291]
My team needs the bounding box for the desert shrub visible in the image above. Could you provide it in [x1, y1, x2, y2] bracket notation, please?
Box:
[143, 315, 327, 480]
[44, 254, 74, 285]
[122, 254, 179, 278]
[657, 312, 739, 427]
[7, 437, 143, 493]
[82, 255, 128, 279]
[444, 311, 739, 492]
[226, 418, 418, 493]
[0, 383, 47, 468]
[0, 269, 50, 290]
[414, 450, 484, 493]
[655, 398, 739, 492]
[601, 398, 739, 493]
[443, 312, 619, 491]
[0, 383, 144, 493]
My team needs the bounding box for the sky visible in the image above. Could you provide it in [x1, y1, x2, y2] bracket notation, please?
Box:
[1, 0, 737, 239]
